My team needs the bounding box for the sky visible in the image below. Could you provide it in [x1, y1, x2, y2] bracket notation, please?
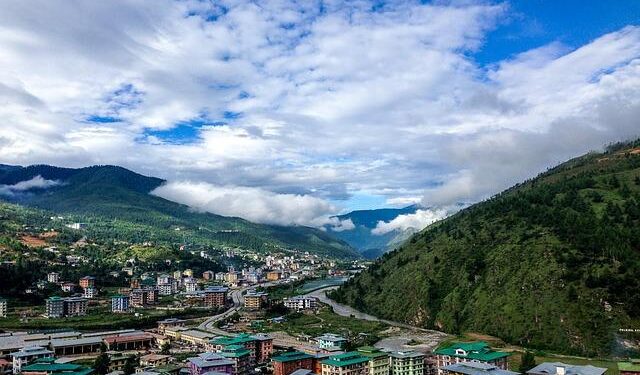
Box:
[1, 0, 640, 232]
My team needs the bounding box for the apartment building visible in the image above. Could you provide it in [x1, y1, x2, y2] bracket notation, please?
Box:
[9, 346, 54, 374]
[358, 347, 390, 375]
[284, 296, 319, 311]
[78, 276, 95, 289]
[321, 352, 369, 375]
[0, 298, 7, 318]
[111, 295, 130, 313]
[272, 351, 314, 375]
[389, 351, 425, 375]
[204, 286, 228, 308]
[244, 292, 268, 310]
[434, 342, 510, 374]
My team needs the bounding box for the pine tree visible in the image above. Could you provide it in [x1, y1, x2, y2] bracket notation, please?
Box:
[93, 353, 110, 375]
[519, 351, 536, 373]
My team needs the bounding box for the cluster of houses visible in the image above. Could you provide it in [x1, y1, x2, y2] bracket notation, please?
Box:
[45, 273, 98, 299]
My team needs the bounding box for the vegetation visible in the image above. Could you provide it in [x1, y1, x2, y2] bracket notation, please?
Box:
[331, 140, 640, 356]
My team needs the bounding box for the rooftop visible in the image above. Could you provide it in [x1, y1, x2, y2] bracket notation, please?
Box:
[357, 347, 388, 359]
[321, 352, 369, 367]
[271, 351, 313, 362]
[443, 362, 520, 375]
[527, 363, 608, 375]
[435, 342, 510, 362]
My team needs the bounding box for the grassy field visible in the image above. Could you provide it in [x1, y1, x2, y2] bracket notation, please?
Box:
[507, 352, 621, 375]
[258, 305, 388, 338]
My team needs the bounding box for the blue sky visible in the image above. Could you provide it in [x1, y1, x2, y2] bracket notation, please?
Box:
[1, 0, 640, 230]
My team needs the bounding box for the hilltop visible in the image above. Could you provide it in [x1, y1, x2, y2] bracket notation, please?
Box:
[0, 164, 360, 259]
[331, 140, 640, 356]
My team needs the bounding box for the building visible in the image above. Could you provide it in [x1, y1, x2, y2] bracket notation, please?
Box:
[66, 223, 87, 230]
[434, 342, 510, 373]
[64, 297, 88, 317]
[221, 345, 252, 375]
[272, 351, 314, 375]
[104, 333, 154, 351]
[83, 287, 97, 299]
[164, 328, 215, 347]
[204, 287, 228, 308]
[389, 351, 425, 375]
[157, 318, 186, 334]
[0, 298, 6, 318]
[316, 334, 347, 350]
[49, 337, 103, 356]
[266, 271, 282, 281]
[321, 352, 369, 375]
[253, 334, 274, 363]
[358, 347, 389, 375]
[140, 354, 173, 367]
[202, 271, 215, 280]
[9, 346, 54, 374]
[187, 353, 234, 375]
[130, 288, 158, 307]
[79, 276, 95, 289]
[442, 362, 519, 375]
[45, 297, 65, 318]
[47, 272, 60, 284]
[244, 292, 268, 310]
[619, 360, 640, 375]
[284, 296, 318, 311]
[185, 278, 199, 293]
[112, 295, 130, 313]
[61, 283, 75, 293]
[0, 358, 11, 375]
[21, 358, 94, 375]
[527, 363, 607, 375]
[209, 333, 273, 365]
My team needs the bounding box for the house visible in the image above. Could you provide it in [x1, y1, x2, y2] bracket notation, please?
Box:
[321, 352, 369, 375]
[187, 353, 234, 375]
[0, 297, 7, 318]
[266, 271, 282, 281]
[47, 273, 60, 283]
[79, 276, 95, 289]
[434, 342, 510, 373]
[316, 334, 347, 350]
[527, 363, 607, 375]
[357, 347, 389, 375]
[112, 295, 130, 313]
[283, 296, 319, 311]
[83, 287, 97, 299]
[202, 271, 214, 280]
[61, 283, 76, 293]
[9, 346, 54, 374]
[389, 351, 425, 375]
[618, 360, 640, 375]
[140, 354, 173, 367]
[442, 362, 519, 375]
[272, 351, 314, 375]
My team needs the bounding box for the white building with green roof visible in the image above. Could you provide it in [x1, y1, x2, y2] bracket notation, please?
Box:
[434, 342, 510, 375]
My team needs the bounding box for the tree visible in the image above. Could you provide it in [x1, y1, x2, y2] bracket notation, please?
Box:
[519, 351, 536, 373]
[160, 342, 171, 355]
[123, 356, 137, 375]
[93, 353, 110, 375]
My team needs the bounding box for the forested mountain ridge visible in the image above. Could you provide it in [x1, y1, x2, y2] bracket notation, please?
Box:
[331, 140, 640, 356]
[0, 164, 360, 259]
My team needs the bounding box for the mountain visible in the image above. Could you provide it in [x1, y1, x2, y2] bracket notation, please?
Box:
[0, 164, 360, 259]
[327, 205, 419, 258]
[331, 140, 640, 356]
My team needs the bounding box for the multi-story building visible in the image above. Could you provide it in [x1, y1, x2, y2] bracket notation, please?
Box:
[111, 295, 130, 313]
[184, 278, 199, 293]
[204, 286, 228, 308]
[61, 283, 75, 293]
[0, 297, 7, 318]
[157, 274, 173, 286]
[224, 272, 239, 284]
[221, 345, 252, 375]
[184, 269, 194, 277]
[158, 283, 174, 296]
[527, 363, 607, 375]
[272, 351, 314, 375]
[9, 346, 53, 374]
[45, 297, 65, 318]
[358, 347, 390, 375]
[321, 352, 369, 375]
[83, 287, 97, 299]
[442, 362, 518, 375]
[78, 276, 95, 289]
[244, 292, 268, 310]
[209, 333, 273, 365]
[284, 296, 319, 311]
[187, 353, 234, 375]
[316, 334, 347, 350]
[130, 288, 157, 307]
[47, 272, 60, 284]
[64, 297, 88, 317]
[389, 351, 425, 375]
[145, 287, 158, 304]
[254, 333, 274, 363]
[434, 342, 510, 374]
[266, 271, 282, 281]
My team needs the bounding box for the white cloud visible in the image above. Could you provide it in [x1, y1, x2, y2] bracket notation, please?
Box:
[0, 175, 61, 196]
[372, 208, 449, 235]
[151, 180, 353, 228]
[0, 1, 638, 215]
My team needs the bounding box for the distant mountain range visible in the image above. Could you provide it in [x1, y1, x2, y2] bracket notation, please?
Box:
[327, 205, 420, 258]
[0, 164, 360, 259]
[331, 140, 640, 356]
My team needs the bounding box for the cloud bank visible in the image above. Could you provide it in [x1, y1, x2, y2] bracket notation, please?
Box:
[0, 176, 61, 196]
[372, 208, 449, 235]
[152, 181, 353, 228]
[0, 1, 639, 220]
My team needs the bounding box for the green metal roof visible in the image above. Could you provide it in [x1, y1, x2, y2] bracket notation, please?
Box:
[618, 362, 640, 372]
[22, 363, 82, 372]
[272, 351, 314, 363]
[212, 333, 255, 346]
[357, 347, 388, 359]
[434, 342, 510, 362]
[222, 346, 251, 358]
[321, 352, 369, 367]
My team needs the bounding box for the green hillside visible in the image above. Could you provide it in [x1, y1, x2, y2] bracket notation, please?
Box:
[0, 165, 360, 259]
[331, 141, 640, 356]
